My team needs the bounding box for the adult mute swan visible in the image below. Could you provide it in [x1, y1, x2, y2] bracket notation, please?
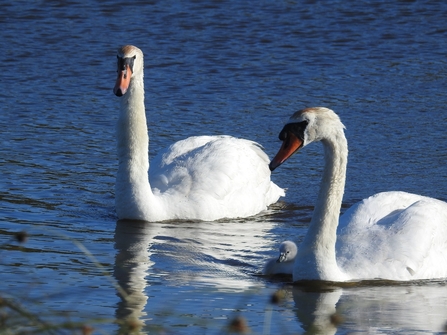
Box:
[269, 107, 447, 282]
[113, 45, 284, 221]
[263, 240, 298, 275]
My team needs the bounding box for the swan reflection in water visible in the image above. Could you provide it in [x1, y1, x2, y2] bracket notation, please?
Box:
[113, 221, 154, 328]
[291, 281, 447, 334]
[112, 216, 278, 332]
[112, 219, 447, 334]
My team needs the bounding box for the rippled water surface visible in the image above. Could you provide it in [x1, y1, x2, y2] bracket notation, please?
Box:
[1, 1, 447, 334]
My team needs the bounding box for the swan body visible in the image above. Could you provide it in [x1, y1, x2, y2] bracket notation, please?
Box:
[263, 240, 298, 275]
[269, 107, 447, 282]
[113, 45, 284, 221]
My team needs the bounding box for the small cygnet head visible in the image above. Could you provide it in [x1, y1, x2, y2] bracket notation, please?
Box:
[277, 241, 298, 263]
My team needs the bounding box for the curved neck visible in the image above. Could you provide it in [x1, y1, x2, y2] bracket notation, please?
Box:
[295, 130, 348, 281]
[115, 74, 155, 219]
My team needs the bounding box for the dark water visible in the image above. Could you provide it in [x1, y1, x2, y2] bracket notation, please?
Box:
[1, 1, 447, 334]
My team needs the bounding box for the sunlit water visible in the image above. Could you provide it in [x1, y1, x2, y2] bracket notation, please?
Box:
[1, 1, 447, 334]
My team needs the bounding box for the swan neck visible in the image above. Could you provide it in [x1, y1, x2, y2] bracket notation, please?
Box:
[296, 130, 348, 280]
[115, 72, 155, 219]
[312, 134, 347, 237]
[117, 76, 149, 170]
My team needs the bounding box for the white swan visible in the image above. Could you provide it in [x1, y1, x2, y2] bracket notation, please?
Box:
[263, 240, 298, 275]
[113, 45, 284, 221]
[269, 107, 447, 282]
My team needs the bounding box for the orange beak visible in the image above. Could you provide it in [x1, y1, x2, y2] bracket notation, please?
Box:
[113, 65, 132, 97]
[269, 132, 303, 171]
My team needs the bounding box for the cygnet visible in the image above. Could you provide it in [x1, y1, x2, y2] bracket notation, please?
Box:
[263, 240, 298, 275]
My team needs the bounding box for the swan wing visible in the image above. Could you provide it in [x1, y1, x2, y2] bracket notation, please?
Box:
[149, 135, 284, 220]
[337, 191, 447, 280]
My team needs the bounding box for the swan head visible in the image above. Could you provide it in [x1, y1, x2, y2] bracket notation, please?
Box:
[269, 107, 345, 171]
[113, 45, 144, 97]
[277, 240, 298, 263]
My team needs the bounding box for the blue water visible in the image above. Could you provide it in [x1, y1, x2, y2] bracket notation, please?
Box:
[1, 1, 447, 334]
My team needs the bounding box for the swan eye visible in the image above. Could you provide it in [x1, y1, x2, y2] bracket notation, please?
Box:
[279, 129, 288, 141]
[280, 121, 308, 142]
[116, 56, 136, 73]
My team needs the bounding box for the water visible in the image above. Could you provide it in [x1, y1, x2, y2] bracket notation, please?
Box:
[1, 0, 447, 333]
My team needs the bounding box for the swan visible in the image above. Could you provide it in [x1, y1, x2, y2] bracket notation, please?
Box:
[269, 107, 447, 282]
[263, 240, 298, 275]
[113, 45, 284, 221]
